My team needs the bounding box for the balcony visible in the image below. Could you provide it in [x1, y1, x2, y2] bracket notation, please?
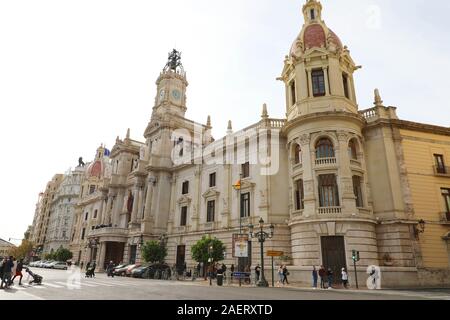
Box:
[433, 166, 450, 177]
[315, 157, 337, 166]
[440, 212, 450, 224]
[89, 227, 129, 238]
[317, 207, 342, 215]
[350, 159, 361, 167]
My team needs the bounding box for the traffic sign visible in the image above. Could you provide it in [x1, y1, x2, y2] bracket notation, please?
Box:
[266, 250, 284, 257]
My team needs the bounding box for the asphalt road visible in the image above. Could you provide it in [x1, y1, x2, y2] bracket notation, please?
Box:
[1, 267, 449, 300]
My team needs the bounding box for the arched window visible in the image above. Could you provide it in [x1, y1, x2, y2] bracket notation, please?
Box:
[316, 138, 335, 159]
[294, 144, 302, 164]
[348, 139, 358, 160]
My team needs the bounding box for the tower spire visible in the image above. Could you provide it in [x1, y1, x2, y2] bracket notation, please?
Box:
[227, 120, 233, 135]
[302, 0, 322, 23]
[261, 103, 269, 119]
[206, 115, 212, 128]
[374, 89, 384, 107]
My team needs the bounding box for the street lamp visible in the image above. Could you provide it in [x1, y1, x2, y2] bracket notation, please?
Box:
[232, 173, 243, 272]
[208, 243, 214, 286]
[248, 218, 274, 287]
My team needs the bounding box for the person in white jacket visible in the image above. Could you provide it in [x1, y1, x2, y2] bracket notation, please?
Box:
[341, 268, 349, 289]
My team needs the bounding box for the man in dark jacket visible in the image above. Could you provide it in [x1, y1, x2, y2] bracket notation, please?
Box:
[1, 256, 14, 289]
[318, 265, 326, 289]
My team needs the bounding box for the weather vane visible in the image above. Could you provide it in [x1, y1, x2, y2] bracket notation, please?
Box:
[164, 49, 183, 72]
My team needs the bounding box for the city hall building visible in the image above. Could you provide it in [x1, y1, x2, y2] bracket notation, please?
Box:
[45, 0, 450, 287]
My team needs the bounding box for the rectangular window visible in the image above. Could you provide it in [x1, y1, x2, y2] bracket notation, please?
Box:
[352, 176, 364, 208]
[318, 174, 340, 207]
[435, 154, 446, 174]
[85, 212, 89, 221]
[442, 189, 450, 214]
[310, 9, 315, 20]
[81, 228, 86, 240]
[240, 193, 251, 218]
[89, 185, 96, 194]
[343, 73, 350, 99]
[295, 179, 304, 211]
[242, 162, 250, 178]
[312, 69, 326, 97]
[94, 210, 98, 219]
[182, 181, 189, 195]
[290, 81, 296, 105]
[209, 173, 216, 188]
[207, 200, 215, 222]
[180, 206, 188, 226]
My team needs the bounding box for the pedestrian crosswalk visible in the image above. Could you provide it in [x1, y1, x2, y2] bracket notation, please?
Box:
[7, 278, 142, 292]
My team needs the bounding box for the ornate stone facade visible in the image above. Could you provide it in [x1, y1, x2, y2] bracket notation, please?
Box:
[29, 0, 450, 287]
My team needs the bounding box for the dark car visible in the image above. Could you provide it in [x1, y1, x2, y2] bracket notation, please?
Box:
[131, 265, 150, 278]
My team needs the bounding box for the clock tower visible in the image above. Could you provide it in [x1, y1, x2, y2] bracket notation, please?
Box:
[152, 49, 188, 119]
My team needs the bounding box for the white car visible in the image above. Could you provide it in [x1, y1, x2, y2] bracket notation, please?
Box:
[51, 262, 68, 270]
[43, 261, 56, 268]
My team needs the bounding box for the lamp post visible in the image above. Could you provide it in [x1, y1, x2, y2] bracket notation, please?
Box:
[208, 243, 214, 286]
[248, 218, 274, 287]
[232, 173, 243, 272]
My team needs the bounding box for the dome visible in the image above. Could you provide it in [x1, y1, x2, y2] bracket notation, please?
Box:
[290, 23, 343, 56]
[87, 160, 103, 178]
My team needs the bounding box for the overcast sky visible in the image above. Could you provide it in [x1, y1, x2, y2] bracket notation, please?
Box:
[1, 0, 449, 243]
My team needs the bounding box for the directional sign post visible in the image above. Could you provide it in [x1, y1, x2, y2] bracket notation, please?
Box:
[267, 251, 284, 287]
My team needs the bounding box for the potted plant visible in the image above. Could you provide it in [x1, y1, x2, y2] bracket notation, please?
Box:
[383, 253, 394, 266]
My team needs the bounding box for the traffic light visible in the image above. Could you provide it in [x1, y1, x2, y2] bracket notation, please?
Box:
[352, 250, 360, 262]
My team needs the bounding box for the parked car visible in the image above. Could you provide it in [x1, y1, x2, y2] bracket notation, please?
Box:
[29, 261, 40, 267]
[43, 261, 56, 268]
[131, 265, 150, 278]
[125, 264, 141, 277]
[49, 261, 68, 270]
[113, 264, 130, 276]
[37, 260, 50, 268]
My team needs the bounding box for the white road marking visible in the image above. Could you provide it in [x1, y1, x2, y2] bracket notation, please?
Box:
[84, 281, 114, 287]
[79, 282, 99, 287]
[43, 282, 64, 288]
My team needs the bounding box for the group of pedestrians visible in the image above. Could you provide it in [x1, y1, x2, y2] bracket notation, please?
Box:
[312, 265, 349, 289]
[0, 256, 24, 289]
[277, 265, 289, 286]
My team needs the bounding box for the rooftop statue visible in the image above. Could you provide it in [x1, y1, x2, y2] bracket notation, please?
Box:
[164, 49, 183, 72]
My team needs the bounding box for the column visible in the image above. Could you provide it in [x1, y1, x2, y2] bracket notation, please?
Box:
[307, 69, 313, 97]
[167, 174, 178, 234]
[337, 131, 357, 213]
[97, 242, 106, 271]
[137, 187, 144, 222]
[299, 134, 315, 215]
[103, 196, 113, 225]
[131, 186, 139, 224]
[323, 67, 330, 96]
[97, 195, 105, 225]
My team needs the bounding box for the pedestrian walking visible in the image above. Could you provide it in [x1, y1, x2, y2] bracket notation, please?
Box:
[106, 261, 115, 277]
[277, 265, 284, 285]
[11, 259, 24, 286]
[327, 268, 334, 289]
[312, 266, 318, 289]
[319, 265, 326, 289]
[91, 262, 97, 278]
[0, 257, 6, 287]
[10, 258, 17, 285]
[282, 265, 289, 285]
[255, 264, 261, 282]
[230, 264, 234, 281]
[0, 256, 14, 289]
[341, 268, 349, 289]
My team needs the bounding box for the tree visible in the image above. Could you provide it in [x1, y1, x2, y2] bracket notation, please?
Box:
[55, 247, 73, 262]
[8, 240, 34, 261]
[142, 241, 167, 264]
[44, 253, 55, 260]
[191, 236, 226, 266]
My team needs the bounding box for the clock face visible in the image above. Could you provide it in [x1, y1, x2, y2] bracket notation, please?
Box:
[172, 89, 181, 100]
[159, 90, 165, 102]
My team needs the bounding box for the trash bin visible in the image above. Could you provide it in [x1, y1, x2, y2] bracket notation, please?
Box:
[217, 273, 223, 286]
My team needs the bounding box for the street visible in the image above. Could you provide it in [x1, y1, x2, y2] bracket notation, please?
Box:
[1, 267, 449, 300]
